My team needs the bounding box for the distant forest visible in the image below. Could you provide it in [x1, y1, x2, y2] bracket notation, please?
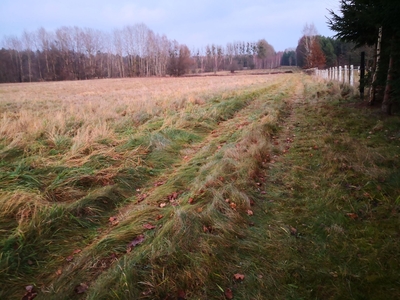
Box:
[0, 23, 369, 83]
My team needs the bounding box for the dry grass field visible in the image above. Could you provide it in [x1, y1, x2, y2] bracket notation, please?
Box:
[0, 75, 278, 153]
[1, 73, 399, 299]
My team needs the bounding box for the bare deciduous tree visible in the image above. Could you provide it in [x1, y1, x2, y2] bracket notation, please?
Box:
[0, 23, 281, 83]
[302, 23, 318, 68]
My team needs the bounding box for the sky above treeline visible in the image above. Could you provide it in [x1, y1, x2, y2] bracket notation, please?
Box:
[0, 0, 338, 52]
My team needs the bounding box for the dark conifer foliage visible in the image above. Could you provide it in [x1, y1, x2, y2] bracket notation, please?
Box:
[328, 0, 400, 113]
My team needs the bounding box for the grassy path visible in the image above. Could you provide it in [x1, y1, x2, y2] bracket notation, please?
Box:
[259, 78, 400, 299]
[1, 74, 399, 299]
[38, 75, 299, 300]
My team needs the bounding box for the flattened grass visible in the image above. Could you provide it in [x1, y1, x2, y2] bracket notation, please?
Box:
[0, 75, 291, 299]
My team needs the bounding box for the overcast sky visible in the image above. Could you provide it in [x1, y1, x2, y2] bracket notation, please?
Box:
[0, 0, 339, 51]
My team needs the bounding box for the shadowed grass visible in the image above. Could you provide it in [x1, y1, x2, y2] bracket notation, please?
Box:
[259, 79, 400, 299]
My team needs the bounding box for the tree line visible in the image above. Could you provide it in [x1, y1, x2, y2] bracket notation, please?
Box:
[0, 24, 174, 82]
[285, 23, 372, 70]
[0, 24, 282, 83]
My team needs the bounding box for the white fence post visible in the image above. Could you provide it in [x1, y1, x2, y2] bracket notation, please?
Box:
[350, 65, 354, 86]
[313, 65, 359, 87]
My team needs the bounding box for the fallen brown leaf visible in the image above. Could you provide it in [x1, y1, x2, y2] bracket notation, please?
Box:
[330, 271, 339, 277]
[25, 286, 34, 293]
[74, 283, 88, 294]
[290, 226, 297, 236]
[168, 192, 179, 201]
[155, 214, 163, 220]
[143, 223, 156, 230]
[111, 220, 119, 226]
[233, 273, 245, 280]
[154, 180, 166, 187]
[247, 210, 254, 216]
[346, 213, 358, 220]
[224, 288, 233, 299]
[22, 285, 37, 300]
[138, 193, 148, 202]
[127, 234, 145, 253]
[203, 225, 212, 233]
[177, 290, 186, 300]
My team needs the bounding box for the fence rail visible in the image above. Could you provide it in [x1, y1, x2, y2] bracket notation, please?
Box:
[315, 65, 359, 87]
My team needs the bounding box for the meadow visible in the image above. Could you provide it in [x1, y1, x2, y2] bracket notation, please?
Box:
[0, 72, 399, 299]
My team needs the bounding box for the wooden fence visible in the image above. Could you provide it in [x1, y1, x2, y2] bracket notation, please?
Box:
[315, 65, 359, 87]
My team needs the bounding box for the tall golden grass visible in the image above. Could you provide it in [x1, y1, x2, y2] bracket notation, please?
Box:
[0, 76, 276, 155]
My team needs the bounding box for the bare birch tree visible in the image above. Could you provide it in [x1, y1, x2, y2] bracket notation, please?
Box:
[302, 23, 318, 68]
[113, 29, 125, 77]
[22, 30, 34, 82]
[36, 27, 51, 79]
[6, 36, 23, 81]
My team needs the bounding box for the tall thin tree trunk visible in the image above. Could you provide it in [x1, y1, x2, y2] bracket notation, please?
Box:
[9, 50, 18, 82]
[120, 56, 124, 77]
[37, 52, 42, 80]
[44, 50, 50, 76]
[382, 49, 394, 114]
[18, 51, 23, 82]
[27, 51, 32, 82]
[368, 27, 382, 105]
